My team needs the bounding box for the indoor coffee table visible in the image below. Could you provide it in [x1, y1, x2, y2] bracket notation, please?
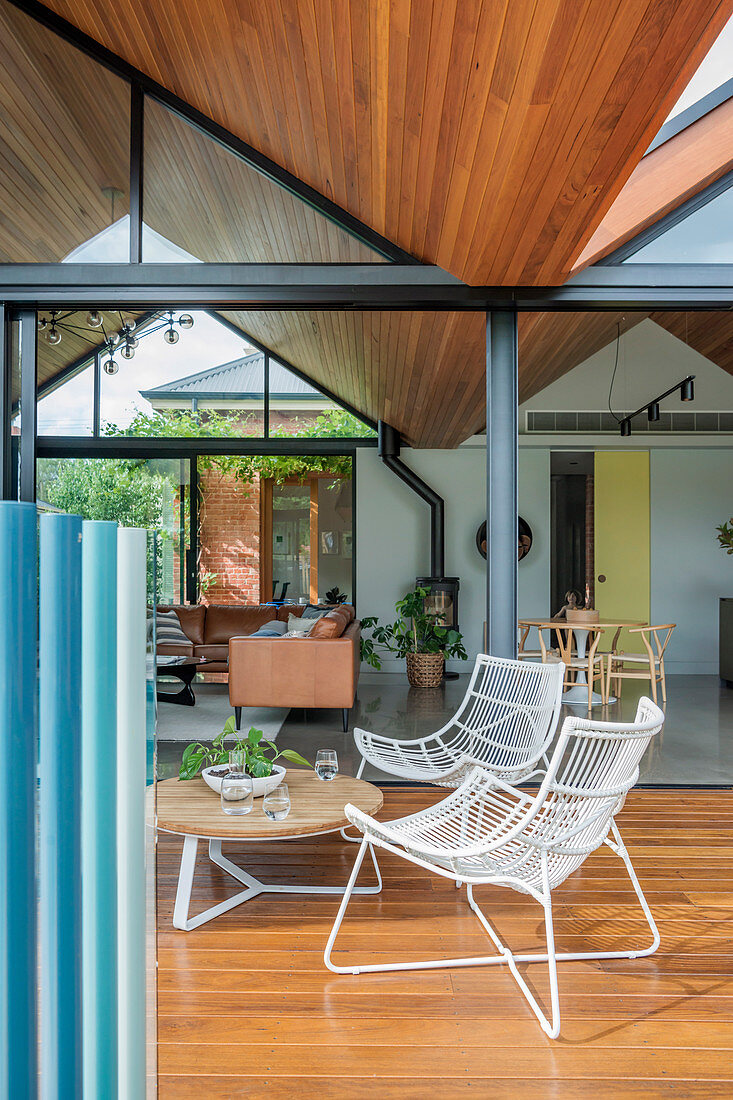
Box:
[156, 655, 208, 706]
[157, 769, 384, 931]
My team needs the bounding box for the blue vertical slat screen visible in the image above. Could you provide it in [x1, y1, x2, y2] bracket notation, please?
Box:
[81, 520, 119, 1099]
[39, 514, 83, 1099]
[116, 527, 148, 1099]
[0, 502, 38, 1100]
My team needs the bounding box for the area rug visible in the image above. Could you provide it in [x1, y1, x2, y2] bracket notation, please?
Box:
[156, 682, 289, 743]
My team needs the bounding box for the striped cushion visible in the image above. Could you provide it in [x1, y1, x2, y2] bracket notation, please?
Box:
[153, 610, 190, 646]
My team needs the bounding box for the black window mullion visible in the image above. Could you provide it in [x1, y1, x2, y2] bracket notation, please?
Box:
[129, 83, 144, 263]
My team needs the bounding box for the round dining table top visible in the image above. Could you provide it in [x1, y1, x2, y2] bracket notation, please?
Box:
[156, 769, 383, 841]
[518, 617, 646, 630]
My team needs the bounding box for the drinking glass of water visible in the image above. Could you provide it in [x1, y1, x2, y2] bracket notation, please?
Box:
[221, 774, 253, 816]
[315, 749, 338, 781]
[263, 784, 291, 821]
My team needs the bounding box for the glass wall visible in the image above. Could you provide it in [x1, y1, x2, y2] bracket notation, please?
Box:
[35, 309, 370, 442]
[36, 457, 189, 604]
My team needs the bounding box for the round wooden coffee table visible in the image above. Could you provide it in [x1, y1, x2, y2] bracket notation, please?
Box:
[157, 769, 384, 931]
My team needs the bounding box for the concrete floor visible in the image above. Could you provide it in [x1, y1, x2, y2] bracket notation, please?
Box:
[156, 672, 733, 785]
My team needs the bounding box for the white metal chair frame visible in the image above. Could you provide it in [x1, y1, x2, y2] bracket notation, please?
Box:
[352, 653, 565, 787]
[326, 698, 665, 1039]
[606, 624, 675, 704]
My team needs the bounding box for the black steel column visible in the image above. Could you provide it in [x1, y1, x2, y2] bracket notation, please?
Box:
[0, 306, 11, 500]
[486, 310, 518, 658]
[18, 310, 36, 503]
[129, 83, 144, 264]
[186, 456, 199, 603]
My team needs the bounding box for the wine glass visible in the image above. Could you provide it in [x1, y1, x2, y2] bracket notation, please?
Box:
[263, 784, 291, 821]
[315, 749, 338, 781]
[221, 774, 253, 815]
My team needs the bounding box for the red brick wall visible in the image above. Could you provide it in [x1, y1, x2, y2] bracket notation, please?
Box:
[198, 469, 262, 604]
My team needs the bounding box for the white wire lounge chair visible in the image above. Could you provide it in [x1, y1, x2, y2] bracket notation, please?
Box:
[353, 653, 565, 787]
[326, 697, 665, 1039]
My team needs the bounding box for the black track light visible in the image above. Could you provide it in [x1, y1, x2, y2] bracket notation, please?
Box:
[620, 418, 632, 437]
[647, 401, 660, 422]
[681, 377, 695, 402]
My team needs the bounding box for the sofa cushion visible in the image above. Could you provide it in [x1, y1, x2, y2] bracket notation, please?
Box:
[248, 620, 288, 638]
[153, 610, 190, 647]
[193, 644, 229, 662]
[286, 613, 319, 635]
[309, 610, 349, 639]
[204, 605, 279, 643]
[157, 604, 206, 646]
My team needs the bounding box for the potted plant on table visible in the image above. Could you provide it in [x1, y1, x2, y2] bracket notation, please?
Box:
[360, 586, 467, 688]
[178, 719, 312, 796]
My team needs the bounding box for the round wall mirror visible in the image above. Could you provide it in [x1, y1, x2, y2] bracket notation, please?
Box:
[476, 517, 533, 562]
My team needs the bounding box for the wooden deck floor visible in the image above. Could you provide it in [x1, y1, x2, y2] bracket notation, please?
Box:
[157, 788, 733, 1098]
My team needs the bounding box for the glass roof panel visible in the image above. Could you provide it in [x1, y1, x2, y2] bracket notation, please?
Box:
[665, 15, 733, 123]
[623, 183, 733, 263]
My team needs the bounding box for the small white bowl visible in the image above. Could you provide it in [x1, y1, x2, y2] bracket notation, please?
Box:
[201, 763, 286, 799]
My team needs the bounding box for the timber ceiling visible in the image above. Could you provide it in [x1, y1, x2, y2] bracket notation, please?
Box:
[6, 0, 733, 444]
[41, 0, 731, 285]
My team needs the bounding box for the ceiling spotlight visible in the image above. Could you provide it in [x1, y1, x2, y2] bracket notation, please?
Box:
[620, 418, 632, 437]
[164, 327, 180, 345]
[647, 401, 660, 422]
[86, 311, 103, 329]
[46, 326, 61, 345]
[681, 377, 695, 402]
[103, 358, 119, 375]
[178, 313, 194, 329]
[120, 343, 136, 360]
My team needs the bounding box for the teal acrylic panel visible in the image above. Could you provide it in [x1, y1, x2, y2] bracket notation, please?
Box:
[39, 513, 83, 1099]
[81, 520, 119, 1099]
[0, 501, 38, 1100]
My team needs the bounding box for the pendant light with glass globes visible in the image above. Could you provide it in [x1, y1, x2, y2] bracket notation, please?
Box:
[36, 308, 195, 375]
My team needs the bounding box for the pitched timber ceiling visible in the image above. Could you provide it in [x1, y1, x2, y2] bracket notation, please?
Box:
[11, 0, 733, 444]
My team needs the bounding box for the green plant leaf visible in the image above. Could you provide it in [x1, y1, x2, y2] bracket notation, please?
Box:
[277, 748, 313, 770]
[248, 727, 263, 746]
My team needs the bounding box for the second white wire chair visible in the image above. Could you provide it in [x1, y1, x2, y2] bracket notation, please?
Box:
[326, 697, 665, 1039]
[353, 652, 565, 787]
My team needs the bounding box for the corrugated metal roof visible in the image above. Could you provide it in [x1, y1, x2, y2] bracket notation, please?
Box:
[141, 352, 322, 399]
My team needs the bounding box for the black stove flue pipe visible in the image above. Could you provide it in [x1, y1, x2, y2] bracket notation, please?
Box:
[378, 421, 445, 578]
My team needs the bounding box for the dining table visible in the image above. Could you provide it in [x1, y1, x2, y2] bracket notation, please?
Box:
[518, 617, 647, 706]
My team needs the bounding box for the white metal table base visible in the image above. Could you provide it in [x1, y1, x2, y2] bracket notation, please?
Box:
[172, 835, 383, 931]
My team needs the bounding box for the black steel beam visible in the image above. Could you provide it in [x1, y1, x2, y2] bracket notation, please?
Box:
[3, 261, 733, 309]
[7, 0, 418, 266]
[36, 437, 374, 458]
[486, 310, 518, 660]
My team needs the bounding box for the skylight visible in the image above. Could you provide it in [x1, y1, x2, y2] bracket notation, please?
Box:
[665, 15, 733, 122]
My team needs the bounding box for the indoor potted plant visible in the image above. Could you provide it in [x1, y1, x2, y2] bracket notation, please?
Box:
[178, 719, 312, 796]
[360, 586, 467, 687]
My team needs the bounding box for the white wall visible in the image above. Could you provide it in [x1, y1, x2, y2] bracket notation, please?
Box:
[356, 444, 551, 672]
[651, 449, 733, 674]
[521, 319, 733, 415]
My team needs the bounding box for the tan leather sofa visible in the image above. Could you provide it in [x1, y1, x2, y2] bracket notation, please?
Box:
[157, 603, 360, 729]
[229, 612, 360, 732]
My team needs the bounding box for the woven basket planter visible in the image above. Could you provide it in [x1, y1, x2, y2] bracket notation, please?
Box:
[406, 651, 444, 688]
